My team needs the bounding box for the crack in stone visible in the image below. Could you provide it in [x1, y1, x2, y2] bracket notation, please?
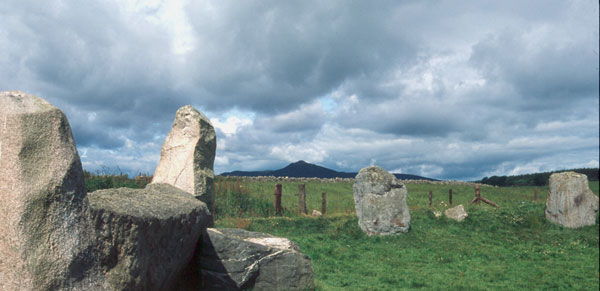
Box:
[172, 151, 194, 193]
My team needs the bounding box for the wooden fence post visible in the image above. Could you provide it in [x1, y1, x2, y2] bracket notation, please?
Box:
[322, 192, 327, 215]
[470, 184, 498, 207]
[534, 188, 538, 201]
[298, 184, 307, 214]
[449, 189, 453, 205]
[428, 190, 432, 207]
[274, 184, 282, 215]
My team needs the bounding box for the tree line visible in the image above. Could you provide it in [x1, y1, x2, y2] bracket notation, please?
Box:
[478, 168, 599, 187]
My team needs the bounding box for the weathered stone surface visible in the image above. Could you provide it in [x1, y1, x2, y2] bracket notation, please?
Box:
[545, 172, 599, 228]
[152, 105, 217, 214]
[200, 228, 314, 290]
[88, 183, 211, 290]
[0, 91, 103, 290]
[444, 204, 468, 222]
[353, 166, 410, 235]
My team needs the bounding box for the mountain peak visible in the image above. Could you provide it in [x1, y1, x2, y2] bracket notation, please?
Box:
[220, 160, 437, 181]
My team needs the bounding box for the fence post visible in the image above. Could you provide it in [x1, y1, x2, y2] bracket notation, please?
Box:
[274, 184, 282, 215]
[428, 190, 432, 207]
[534, 188, 538, 201]
[299, 184, 307, 214]
[475, 185, 481, 205]
[449, 189, 453, 205]
[322, 192, 327, 215]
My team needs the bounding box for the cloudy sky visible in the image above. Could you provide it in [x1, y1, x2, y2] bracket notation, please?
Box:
[1, 0, 598, 181]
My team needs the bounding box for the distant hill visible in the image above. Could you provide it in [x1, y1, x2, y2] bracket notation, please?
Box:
[220, 160, 437, 181]
[477, 168, 599, 187]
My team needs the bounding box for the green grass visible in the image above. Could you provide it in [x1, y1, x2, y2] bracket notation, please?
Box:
[82, 173, 599, 290]
[215, 180, 600, 290]
[83, 170, 151, 192]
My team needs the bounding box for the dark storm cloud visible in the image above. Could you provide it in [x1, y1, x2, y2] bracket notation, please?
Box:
[254, 101, 326, 133]
[183, 0, 417, 112]
[0, 0, 597, 180]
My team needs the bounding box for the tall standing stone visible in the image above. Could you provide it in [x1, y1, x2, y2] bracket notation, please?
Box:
[0, 91, 102, 290]
[545, 171, 599, 228]
[353, 166, 410, 235]
[152, 105, 217, 214]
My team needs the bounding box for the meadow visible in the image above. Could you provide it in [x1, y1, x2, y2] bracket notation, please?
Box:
[83, 173, 599, 290]
[214, 177, 599, 290]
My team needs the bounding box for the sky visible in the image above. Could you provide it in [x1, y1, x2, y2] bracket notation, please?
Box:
[1, 0, 598, 181]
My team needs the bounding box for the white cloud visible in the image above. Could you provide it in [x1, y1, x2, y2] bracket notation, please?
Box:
[211, 116, 252, 137]
[270, 144, 328, 164]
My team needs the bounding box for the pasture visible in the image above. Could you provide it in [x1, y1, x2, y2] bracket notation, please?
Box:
[215, 178, 599, 290]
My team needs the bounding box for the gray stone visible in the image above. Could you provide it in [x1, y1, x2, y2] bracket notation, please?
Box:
[444, 204, 468, 222]
[88, 183, 211, 290]
[545, 172, 599, 228]
[0, 91, 103, 290]
[0, 91, 214, 290]
[353, 166, 410, 235]
[151, 105, 217, 215]
[200, 228, 314, 290]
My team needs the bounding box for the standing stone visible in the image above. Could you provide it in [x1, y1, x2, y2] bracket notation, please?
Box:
[152, 105, 217, 214]
[545, 172, 599, 228]
[88, 183, 210, 290]
[0, 91, 102, 290]
[353, 166, 410, 235]
[444, 204, 468, 222]
[200, 228, 315, 290]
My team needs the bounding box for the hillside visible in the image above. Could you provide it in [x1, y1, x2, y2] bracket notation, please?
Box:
[478, 168, 599, 186]
[220, 160, 437, 181]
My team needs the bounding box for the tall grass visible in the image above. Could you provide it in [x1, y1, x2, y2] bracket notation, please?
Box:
[213, 176, 290, 219]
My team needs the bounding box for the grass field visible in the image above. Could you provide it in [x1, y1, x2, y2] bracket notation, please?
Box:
[214, 178, 600, 290]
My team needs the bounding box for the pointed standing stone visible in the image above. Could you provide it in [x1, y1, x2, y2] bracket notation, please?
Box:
[152, 105, 217, 214]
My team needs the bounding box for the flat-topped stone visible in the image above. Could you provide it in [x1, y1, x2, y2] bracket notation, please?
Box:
[353, 166, 411, 235]
[89, 183, 208, 219]
[88, 183, 211, 290]
[545, 171, 599, 228]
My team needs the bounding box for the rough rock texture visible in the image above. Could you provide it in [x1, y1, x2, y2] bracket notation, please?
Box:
[353, 166, 411, 235]
[88, 183, 211, 290]
[0, 91, 102, 290]
[151, 105, 217, 214]
[200, 228, 314, 290]
[444, 205, 468, 222]
[545, 172, 599, 228]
